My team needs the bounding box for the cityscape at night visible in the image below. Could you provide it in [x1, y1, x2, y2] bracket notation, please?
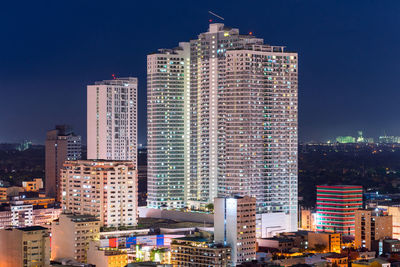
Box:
[1, 1, 400, 267]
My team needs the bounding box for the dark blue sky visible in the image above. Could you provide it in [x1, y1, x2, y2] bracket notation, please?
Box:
[1, 0, 399, 144]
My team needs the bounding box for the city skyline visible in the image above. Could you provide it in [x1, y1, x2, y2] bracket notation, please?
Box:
[1, 1, 400, 144]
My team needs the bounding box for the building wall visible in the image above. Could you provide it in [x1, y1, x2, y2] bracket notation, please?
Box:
[147, 43, 190, 209]
[45, 126, 81, 201]
[61, 160, 138, 227]
[355, 210, 392, 250]
[87, 78, 137, 162]
[316, 185, 363, 235]
[214, 196, 256, 265]
[51, 214, 100, 263]
[308, 232, 341, 253]
[0, 227, 50, 267]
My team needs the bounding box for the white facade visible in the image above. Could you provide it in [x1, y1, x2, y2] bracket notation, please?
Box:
[61, 160, 138, 227]
[256, 212, 292, 238]
[87, 77, 137, 162]
[147, 43, 190, 209]
[214, 196, 256, 265]
[147, 23, 298, 231]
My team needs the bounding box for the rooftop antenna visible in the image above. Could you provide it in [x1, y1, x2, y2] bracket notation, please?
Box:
[208, 11, 224, 21]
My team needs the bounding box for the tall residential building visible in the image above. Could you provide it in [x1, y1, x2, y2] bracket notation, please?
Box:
[147, 23, 298, 231]
[355, 209, 392, 250]
[61, 160, 138, 227]
[45, 125, 81, 201]
[0, 226, 50, 267]
[51, 213, 100, 263]
[214, 196, 256, 265]
[87, 77, 137, 162]
[316, 185, 363, 235]
[147, 43, 190, 209]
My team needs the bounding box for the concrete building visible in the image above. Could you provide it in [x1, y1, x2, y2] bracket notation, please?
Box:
[61, 160, 138, 227]
[51, 213, 100, 263]
[378, 205, 400, 239]
[355, 209, 392, 250]
[87, 240, 128, 267]
[214, 196, 256, 265]
[147, 43, 190, 209]
[300, 208, 316, 231]
[22, 178, 43, 192]
[171, 236, 231, 267]
[316, 185, 363, 235]
[45, 125, 81, 200]
[87, 77, 137, 162]
[352, 258, 390, 267]
[0, 187, 6, 200]
[308, 232, 342, 253]
[147, 23, 298, 233]
[0, 226, 50, 267]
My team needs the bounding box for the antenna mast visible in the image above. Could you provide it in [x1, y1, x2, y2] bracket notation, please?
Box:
[208, 11, 225, 21]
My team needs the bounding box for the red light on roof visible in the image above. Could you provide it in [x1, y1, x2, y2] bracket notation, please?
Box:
[209, 19, 212, 23]
[249, 32, 253, 35]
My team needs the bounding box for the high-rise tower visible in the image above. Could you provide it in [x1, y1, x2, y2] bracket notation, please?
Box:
[147, 43, 190, 208]
[87, 77, 137, 162]
[147, 24, 298, 231]
[45, 125, 81, 201]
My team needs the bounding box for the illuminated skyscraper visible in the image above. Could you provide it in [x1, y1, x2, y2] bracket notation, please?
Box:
[316, 185, 363, 235]
[147, 43, 190, 209]
[87, 77, 137, 162]
[147, 23, 298, 231]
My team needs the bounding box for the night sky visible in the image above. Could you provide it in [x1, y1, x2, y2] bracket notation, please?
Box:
[1, 1, 399, 144]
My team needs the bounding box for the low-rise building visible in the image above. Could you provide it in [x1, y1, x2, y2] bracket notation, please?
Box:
[257, 237, 294, 250]
[22, 178, 44, 192]
[171, 236, 231, 267]
[352, 258, 391, 267]
[324, 253, 348, 267]
[51, 213, 100, 263]
[372, 239, 400, 255]
[308, 232, 341, 253]
[87, 240, 128, 267]
[0, 226, 50, 267]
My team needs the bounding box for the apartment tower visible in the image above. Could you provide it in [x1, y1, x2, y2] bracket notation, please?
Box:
[147, 43, 190, 209]
[147, 23, 298, 231]
[87, 77, 137, 162]
[45, 125, 81, 201]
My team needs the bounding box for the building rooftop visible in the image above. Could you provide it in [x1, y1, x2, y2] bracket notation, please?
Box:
[64, 213, 100, 222]
[17, 226, 48, 231]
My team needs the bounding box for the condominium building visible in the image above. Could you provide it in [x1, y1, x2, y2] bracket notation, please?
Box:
[147, 43, 190, 209]
[51, 213, 100, 263]
[316, 185, 363, 235]
[147, 23, 298, 231]
[355, 209, 392, 250]
[45, 125, 81, 201]
[61, 160, 138, 227]
[87, 77, 137, 162]
[171, 236, 231, 267]
[0, 226, 50, 267]
[214, 196, 256, 265]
